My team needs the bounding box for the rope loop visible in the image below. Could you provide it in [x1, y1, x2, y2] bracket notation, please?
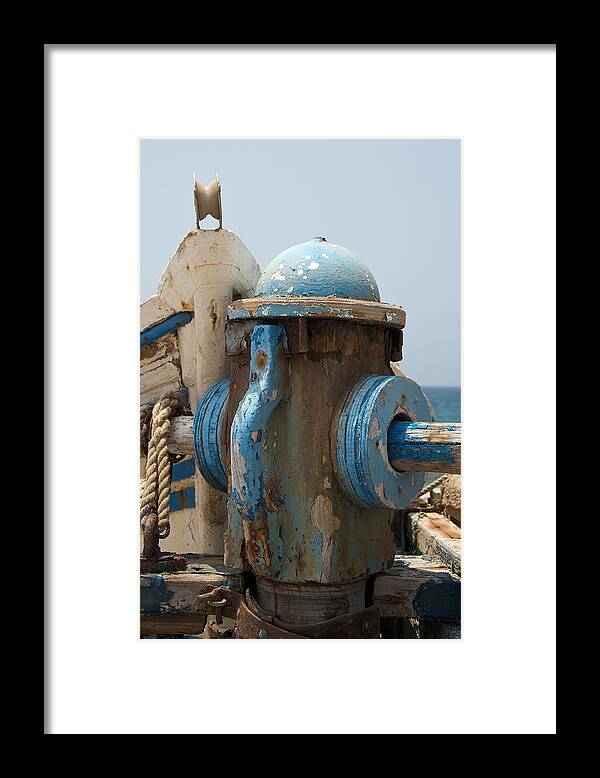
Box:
[139, 392, 181, 557]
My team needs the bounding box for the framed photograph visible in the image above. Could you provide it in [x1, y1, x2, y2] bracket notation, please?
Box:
[46, 45, 556, 735]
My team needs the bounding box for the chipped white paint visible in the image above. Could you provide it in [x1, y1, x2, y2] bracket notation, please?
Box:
[175, 320, 198, 407]
[141, 227, 261, 556]
[140, 295, 175, 332]
[156, 228, 260, 311]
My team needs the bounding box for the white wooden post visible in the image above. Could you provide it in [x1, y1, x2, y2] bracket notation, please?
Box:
[192, 284, 233, 554]
[142, 227, 261, 555]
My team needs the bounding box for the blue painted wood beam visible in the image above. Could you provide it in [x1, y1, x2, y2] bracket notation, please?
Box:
[140, 311, 194, 347]
[387, 421, 461, 475]
[172, 458, 195, 482]
[169, 486, 196, 512]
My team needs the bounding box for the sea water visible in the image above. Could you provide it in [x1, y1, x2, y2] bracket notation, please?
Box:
[422, 386, 461, 423]
[421, 386, 461, 483]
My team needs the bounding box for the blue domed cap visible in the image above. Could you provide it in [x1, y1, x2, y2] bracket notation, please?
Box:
[255, 237, 380, 302]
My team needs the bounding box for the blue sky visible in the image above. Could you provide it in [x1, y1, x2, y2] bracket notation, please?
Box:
[140, 139, 460, 386]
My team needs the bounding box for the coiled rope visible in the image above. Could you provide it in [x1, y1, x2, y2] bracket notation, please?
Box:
[140, 403, 153, 459]
[418, 473, 448, 497]
[140, 393, 180, 554]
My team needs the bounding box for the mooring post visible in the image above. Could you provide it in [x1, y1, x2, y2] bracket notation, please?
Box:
[186, 236, 463, 637]
[145, 183, 262, 555]
[192, 284, 233, 555]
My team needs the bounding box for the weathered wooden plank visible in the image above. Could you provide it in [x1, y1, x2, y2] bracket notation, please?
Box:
[140, 614, 207, 636]
[388, 421, 461, 475]
[166, 416, 195, 457]
[228, 295, 406, 328]
[140, 294, 175, 332]
[408, 512, 461, 576]
[373, 554, 460, 620]
[140, 554, 242, 616]
[140, 331, 182, 405]
[441, 474, 461, 525]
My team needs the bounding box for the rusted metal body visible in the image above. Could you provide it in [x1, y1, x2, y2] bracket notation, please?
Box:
[226, 316, 409, 586]
[200, 238, 437, 633]
[152, 235, 460, 637]
[196, 587, 380, 639]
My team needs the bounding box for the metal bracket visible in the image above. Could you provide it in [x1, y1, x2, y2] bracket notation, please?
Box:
[196, 586, 380, 638]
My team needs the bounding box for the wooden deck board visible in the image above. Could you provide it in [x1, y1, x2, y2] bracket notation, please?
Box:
[140, 550, 460, 634]
[408, 511, 461, 576]
[373, 554, 460, 620]
[140, 554, 243, 618]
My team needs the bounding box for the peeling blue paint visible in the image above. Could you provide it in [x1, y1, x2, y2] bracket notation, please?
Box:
[230, 324, 287, 524]
[169, 486, 195, 512]
[255, 238, 381, 302]
[193, 379, 230, 492]
[387, 421, 459, 467]
[140, 311, 194, 347]
[140, 574, 172, 614]
[172, 457, 195, 482]
[336, 375, 434, 510]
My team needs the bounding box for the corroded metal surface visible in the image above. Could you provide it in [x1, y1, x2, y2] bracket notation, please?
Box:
[256, 577, 366, 624]
[139, 552, 187, 574]
[196, 586, 380, 638]
[226, 318, 399, 584]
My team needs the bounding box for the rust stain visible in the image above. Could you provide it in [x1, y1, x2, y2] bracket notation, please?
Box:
[209, 302, 218, 331]
[245, 521, 272, 567]
[255, 349, 268, 371]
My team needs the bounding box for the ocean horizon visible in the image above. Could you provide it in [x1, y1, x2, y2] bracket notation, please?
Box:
[421, 386, 460, 483]
[422, 386, 461, 423]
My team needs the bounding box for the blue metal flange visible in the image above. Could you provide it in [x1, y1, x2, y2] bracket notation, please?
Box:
[193, 378, 230, 492]
[335, 374, 435, 510]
